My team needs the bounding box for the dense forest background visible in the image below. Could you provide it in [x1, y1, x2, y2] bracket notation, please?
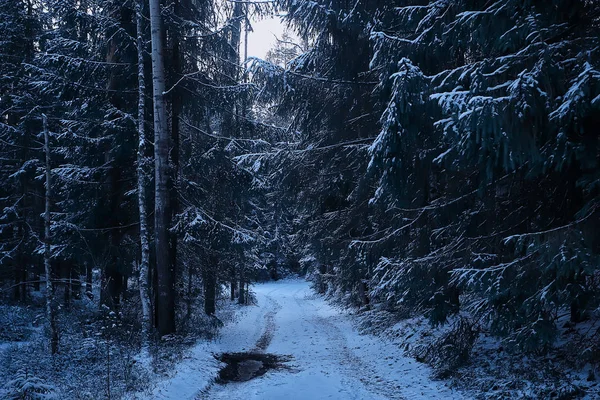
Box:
[0, 0, 599, 398]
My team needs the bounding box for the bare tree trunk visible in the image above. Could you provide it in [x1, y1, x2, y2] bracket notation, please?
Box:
[149, 0, 175, 335]
[203, 256, 217, 315]
[43, 115, 59, 355]
[72, 263, 82, 300]
[136, 0, 153, 363]
[231, 1, 243, 69]
[169, 0, 182, 313]
[85, 261, 93, 299]
[230, 0, 243, 117]
[34, 269, 40, 292]
[238, 267, 245, 305]
[63, 261, 72, 310]
[203, 268, 216, 315]
[242, 4, 250, 121]
[186, 263, 193, 321]
[244, 5, 248, 64]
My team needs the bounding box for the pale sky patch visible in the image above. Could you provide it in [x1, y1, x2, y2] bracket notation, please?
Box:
[247, 16, 287, 60]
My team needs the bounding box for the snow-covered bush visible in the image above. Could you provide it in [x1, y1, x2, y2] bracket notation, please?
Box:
[2, 370, 56, 400]
[416, 317, 478, 378]
[0, 306, 36, 342]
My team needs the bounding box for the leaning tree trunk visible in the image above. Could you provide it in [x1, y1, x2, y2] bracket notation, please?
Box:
[149, 0, 175, 335]
[43, 115, 59, 354]
[136, 0, 153, 361]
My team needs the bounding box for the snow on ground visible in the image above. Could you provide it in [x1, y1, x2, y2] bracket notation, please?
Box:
[140, 279, 467, 400]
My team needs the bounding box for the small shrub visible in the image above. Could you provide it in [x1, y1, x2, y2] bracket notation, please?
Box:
[2, 369, 57, 400]
[417, 317, 478, 378]
[0, 306, 36, 342]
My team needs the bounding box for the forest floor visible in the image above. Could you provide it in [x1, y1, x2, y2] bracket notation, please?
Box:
[138, 279, 465, 400]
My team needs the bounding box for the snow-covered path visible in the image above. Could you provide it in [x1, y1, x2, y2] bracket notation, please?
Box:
[150, 279, 467, 400]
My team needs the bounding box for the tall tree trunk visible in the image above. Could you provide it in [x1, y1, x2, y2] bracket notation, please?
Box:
[230, 0, 243, 117]
[242, 4, 249, 119]
[169, 0, 182, 313]
[72, 263, 82, 300]
[122, 274, 128, 300]
[85, 261, 93, 299]
[13, 247, 24, 301]
[34, 270, 40, 292]
[149, 0, 175, 335]
[203, 255, 217, 315]
[203, 269, 216, 316]
[43, 115, 59, 355]
[186, 262, 193, 321]
[238, 267, 245, 305]
[63, 261, 72, 310]
[231, 2, 243, 70]
[136, 0, 153, 363]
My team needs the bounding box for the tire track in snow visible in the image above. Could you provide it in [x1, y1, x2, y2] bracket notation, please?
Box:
[198, 288, 283, 400]
[252, 294, 281, 352]
[293, 288, 406, 400]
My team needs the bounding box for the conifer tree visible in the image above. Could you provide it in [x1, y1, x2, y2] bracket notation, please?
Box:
[0, 0, 43, 302]
[249, 0, 600, 355]
[149, 0, 176, 335]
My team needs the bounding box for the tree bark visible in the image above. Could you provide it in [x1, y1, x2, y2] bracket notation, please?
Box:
[238, 267, 245, 305]
[43, 114, 59, 355]
[149, 0, 175, 335]
[136, 0, 153, 362]
[203, 270, 216, 315]
[85, 261, 93, 299]
[63, 260, 71, 310]
[169, 0, 182, 311]
[72, 263, 82, 300]
[34, 270, 40, 292]
[203, 256, 217, 315]
[186, 262, 193, 321]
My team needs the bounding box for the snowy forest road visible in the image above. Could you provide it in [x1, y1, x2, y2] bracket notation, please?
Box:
[146, 279, 466, 400]
[199, 279, 466, 400]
